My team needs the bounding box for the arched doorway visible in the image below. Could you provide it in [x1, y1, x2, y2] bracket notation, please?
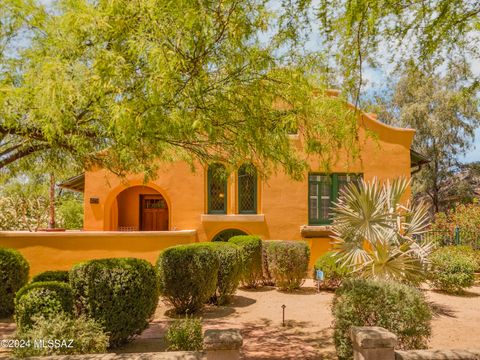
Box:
[212, 229, 247, 242]
[115, 186, 169, 231]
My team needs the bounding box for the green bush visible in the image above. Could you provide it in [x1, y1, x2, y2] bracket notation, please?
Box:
[204, 243, 243, 305]
[15, 281, 73, 331]
[157, 244, 219, 314]
[263, 240, 310, 291]
[333, 279, 432, 360]
[31, 270, 70, 284]
[13, 313, 108, 358]
[261, 242, 275, 286]
[166, 316, 203, 351]
[0, 248, 30, 317]
[430, 246, 476, 293]
[313, 252, 350, 290]
[70, 258, 159, 347]
[228, 235, 263, 288]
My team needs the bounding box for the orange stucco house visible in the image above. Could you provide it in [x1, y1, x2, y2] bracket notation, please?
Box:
[0, 92, 428, 275]
[57, 94, 427, 265]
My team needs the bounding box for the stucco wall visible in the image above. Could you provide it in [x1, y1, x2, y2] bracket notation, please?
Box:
[0, 231, 196, 276]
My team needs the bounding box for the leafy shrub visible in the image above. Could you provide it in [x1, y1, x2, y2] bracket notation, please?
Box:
[70, 258, 159, 347]
[261, 242, 275, 286]
[313, 252, 350, 290]
[15, 281, 73, 331]
[431, 203, 480, 248]
[157, 244, 219, 314]
[204, 243, 243, 305]
[228, 235, 263, 287]
[0, 248, 30, 317]
[263, 240, 310, 291]
[166, 316, 203, 351]
[430, 246, 476, 293]
[13, 313, 108, 358]
[333, 279, 432, 360]
[31, 270, 70, 284]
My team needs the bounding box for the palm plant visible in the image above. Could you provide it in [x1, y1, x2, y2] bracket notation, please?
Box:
[331, 177, 433, 284]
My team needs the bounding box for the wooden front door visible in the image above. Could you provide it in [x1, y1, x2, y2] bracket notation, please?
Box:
[140, 195, 168, 231]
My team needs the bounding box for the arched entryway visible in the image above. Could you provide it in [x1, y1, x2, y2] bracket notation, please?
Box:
[212, 228, 247, 242]
[115, 186, 169, 231]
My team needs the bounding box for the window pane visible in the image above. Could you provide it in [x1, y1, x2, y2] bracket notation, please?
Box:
[208, 164, 227, 213]
[309, 175, 331, 224]
[238, 164, 257, 213]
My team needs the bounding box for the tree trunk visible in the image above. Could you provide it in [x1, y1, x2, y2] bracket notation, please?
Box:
[48, 173, 55, 229]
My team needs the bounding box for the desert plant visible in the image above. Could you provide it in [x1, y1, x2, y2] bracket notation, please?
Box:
[13, 313, 109, 357]
[30, 270, 70, 284]
[313, 252, 350, 289]
[205, 243, 243, 305]
[0, 248, 30, 317]
[430, 246, 476, 293]
[70, 258, 159, 347]
[166, 316, 203, 351]
[331, 177, 433, 284]
[157, 244, 219, 314]
[333, 278, 432, 360]
[263, 240, 310, 291]
[228, 235, 263, 287]
[15, 281, 74, 331]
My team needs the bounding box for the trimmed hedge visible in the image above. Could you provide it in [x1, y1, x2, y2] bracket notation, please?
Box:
[15, 281, 73, 331]
[430, 246, 476, 293]
[0, 248, 29, 317]
[264, 240, 310, 291]
[70, 258, 159, 347]
[333, 279, 432, 360]
[157, 244, 219, 314]
[313, 252, 350, 290]
[31, 270, 70, 284]
[228, 235, 263, 288]
[204, 243, 243, 305]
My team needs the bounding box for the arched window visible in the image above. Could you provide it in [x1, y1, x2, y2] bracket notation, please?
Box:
[238, 164, 257, 214]
[207, 163, 227, 214]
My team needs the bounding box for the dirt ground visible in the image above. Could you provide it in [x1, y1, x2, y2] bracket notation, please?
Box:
[2, 280, 480, 359]
[122, 279, 480, 359]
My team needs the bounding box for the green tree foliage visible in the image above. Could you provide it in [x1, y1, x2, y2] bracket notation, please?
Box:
[0, 0, 358, 179]
[0, 175, 83, 231]
[315, 0, 480, 93]
[331, 177, 433, 284]
[373, 61, 480, 212]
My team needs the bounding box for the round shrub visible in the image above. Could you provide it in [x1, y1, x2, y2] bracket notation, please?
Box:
[333, 279, 432, 360]
[157, 244, 219, 314]
[31, 270, 70, 284]
[13, 313, 109, 358]
[228, 235, 263, 288]
[0, 248, 29, 317]
[70, 258, 159, 347]
[204, 243, 243, 305]
[313, 252, 350, 290]
[430, 246, 476, 293]
[263, 240, 310, 291]
[15, 281, 73, 331]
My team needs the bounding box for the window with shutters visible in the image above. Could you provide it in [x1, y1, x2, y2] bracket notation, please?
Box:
[308, 173, 362, 225]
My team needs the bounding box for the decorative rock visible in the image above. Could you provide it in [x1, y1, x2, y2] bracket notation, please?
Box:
[203, 329, 243, 351]
[395, 349, 480, 360]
